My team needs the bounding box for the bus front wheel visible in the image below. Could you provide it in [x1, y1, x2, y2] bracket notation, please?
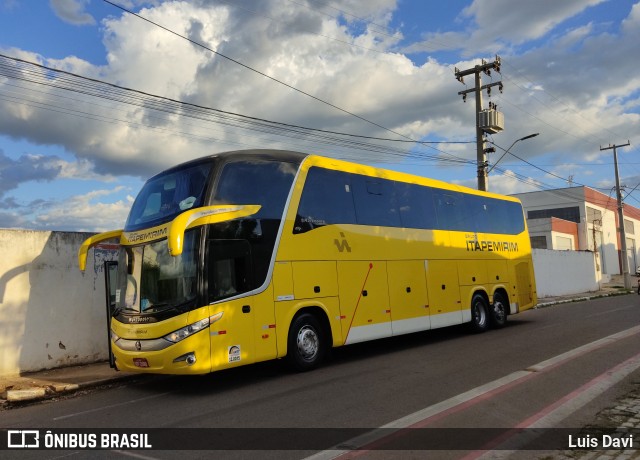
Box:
[470, 294, 490, 333]
[287, 313, 325, 371]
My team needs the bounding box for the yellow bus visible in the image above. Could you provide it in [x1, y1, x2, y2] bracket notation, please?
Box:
[79, 150, 536, 374]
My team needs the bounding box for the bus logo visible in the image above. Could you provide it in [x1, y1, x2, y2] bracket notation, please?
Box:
[7, 430, 40, 448]
[334, 233, 352, 253]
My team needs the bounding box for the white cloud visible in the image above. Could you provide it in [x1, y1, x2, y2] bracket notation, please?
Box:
[462, 0, 606, 48]
[0, 150, 114, 201]
[484, 170, 543, 195]
[34, 187, 133, 232]
[49, 0, 95, 26]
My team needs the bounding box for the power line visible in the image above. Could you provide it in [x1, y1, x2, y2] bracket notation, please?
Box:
[0, 53, 472, 145]
[0, 54, 477, 168]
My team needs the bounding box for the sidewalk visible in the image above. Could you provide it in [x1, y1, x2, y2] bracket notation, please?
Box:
[0, 361, 136, 404]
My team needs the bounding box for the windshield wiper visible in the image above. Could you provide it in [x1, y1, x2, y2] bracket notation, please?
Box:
[143, 303, 173, 313]
[112, 306, 138, 316]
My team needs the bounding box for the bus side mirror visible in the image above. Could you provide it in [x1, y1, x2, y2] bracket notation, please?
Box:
[78, 229, 123, 271]
[168, 204, 261, 256]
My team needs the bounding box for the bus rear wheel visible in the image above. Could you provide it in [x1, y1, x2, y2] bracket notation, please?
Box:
[490, 292, 508, 328]
[287, 313, 325, 372]
[470, 293, 490, 333]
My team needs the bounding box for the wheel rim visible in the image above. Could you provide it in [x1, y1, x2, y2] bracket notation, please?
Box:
[296, 325, 319, 361]
[473, 300, 487, 327]
[493, 300, 506, 323]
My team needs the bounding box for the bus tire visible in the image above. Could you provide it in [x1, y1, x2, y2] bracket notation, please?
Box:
[287, 312, 325, 372]
[469, 293, 490, 333]
[490, 292, 508, 328]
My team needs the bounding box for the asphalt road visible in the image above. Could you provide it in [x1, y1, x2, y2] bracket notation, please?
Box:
[2, 295, 640, 459]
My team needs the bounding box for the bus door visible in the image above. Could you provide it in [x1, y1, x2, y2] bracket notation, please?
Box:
[103, 261, 118, 368]
[206, 239, 260, 368]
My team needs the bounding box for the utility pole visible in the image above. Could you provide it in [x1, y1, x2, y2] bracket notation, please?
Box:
[455, 56, 503, 191]
[600, 141, 632, 290]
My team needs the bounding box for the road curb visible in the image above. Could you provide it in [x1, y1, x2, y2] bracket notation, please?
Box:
[1, 373, 136, 405]
[536, 290, 633, 308]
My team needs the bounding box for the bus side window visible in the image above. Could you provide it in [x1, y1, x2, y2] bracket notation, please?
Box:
[294, 167, 356, 233]
[465, 194, 489, 234]
[351, 175, 401, 227]
[395, 182, 438, 230]
[434, 191, 468, 231]
[207, 239, 253, 302]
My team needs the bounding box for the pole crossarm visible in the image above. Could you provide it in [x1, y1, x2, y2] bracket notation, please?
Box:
[454, 58, 500, 79]
[600, 141, 631, 152]
[458, 81, 503, 96]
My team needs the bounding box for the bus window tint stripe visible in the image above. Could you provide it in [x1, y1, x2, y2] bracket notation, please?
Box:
[295, 167, 525, 235]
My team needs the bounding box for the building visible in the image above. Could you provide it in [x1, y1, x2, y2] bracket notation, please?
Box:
[512, 186, 640, 279]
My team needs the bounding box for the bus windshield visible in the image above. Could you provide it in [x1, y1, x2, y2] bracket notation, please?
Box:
[115, 230, 199, 315]
[125, 163, 211, 231]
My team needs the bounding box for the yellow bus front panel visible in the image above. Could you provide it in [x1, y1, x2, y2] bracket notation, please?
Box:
[111, 330, 212, 374]
[208, 298, 256, 371]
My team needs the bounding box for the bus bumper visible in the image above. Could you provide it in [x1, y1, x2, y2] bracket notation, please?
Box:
[111, 331, 211, 375]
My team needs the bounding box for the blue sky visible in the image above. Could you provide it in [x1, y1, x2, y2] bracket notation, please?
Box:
[0, 0, 639, 231]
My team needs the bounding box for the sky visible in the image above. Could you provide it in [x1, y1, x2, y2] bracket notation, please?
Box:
[0, 0, 638, 232]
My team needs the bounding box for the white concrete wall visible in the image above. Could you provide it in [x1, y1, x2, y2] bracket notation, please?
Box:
[532, 248, 600, 298]
[0, 229, 117, 377]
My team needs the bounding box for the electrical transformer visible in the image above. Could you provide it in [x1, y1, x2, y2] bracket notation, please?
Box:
[478, 109, 504, 134]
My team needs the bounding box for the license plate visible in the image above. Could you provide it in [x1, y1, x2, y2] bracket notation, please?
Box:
[133, 358, 149, 368]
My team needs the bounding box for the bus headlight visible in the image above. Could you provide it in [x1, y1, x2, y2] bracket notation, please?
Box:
[164, 312, 222, 344]
[164, 318, 210, 343]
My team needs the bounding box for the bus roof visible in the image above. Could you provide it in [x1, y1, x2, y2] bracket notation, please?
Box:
[145, 149, 519, 204]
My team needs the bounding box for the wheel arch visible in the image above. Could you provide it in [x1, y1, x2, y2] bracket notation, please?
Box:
[277, 302, 334, 358]
[471, 288, 490, 307]
[491, 286, 510, 314]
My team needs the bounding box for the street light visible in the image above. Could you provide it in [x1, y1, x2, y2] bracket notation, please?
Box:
[486, 133, 540, 174]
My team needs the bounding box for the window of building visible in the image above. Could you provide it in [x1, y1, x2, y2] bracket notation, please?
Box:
[555, 235, 573, 250]
[530, 236, 547, 249]
[587, 206, 602, 223]
[528, 206, 580, 223]
[624, 219, 635, 235]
